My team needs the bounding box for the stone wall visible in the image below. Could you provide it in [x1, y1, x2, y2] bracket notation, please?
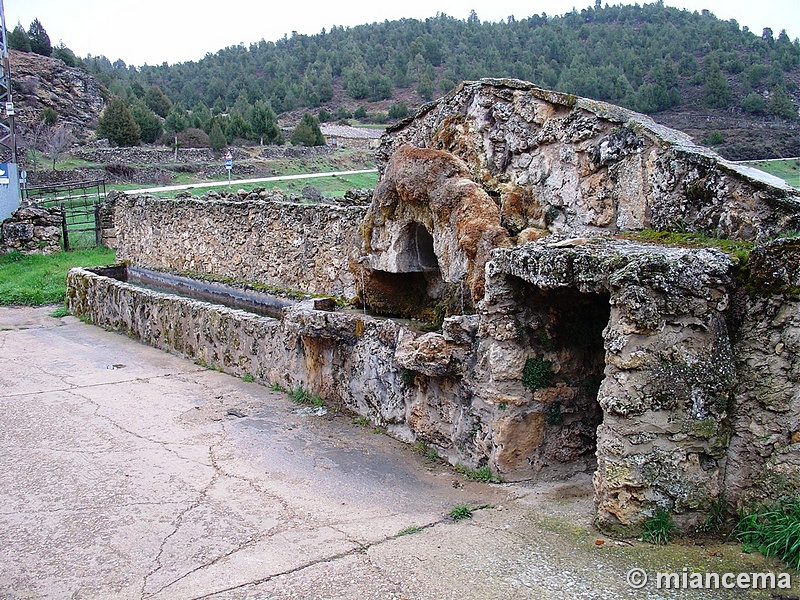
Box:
[65, 267, 464, 448]
[725, 239, 800, 508]
[0, 203, 62, 255]
[70, 144, 335, 167]
[114, 194, 365, 299]
[71, 147, 217, 165]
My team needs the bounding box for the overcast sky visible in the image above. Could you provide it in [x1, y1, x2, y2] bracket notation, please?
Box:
[6, 0, 800, 67]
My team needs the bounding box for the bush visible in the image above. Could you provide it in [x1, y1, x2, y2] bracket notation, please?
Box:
[704, 131, 725, 145]
[388, 102, 409, 119]
[290, 113, 325, 146]
[741, 92, 767, 115]
[177, 127, 210, 148]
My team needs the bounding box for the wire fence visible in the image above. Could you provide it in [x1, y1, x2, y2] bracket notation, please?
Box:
[24, 180, 106, 251]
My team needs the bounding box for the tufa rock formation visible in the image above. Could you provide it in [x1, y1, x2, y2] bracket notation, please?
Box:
[376, 78, 798, 242]
[360, 78, 800, 532]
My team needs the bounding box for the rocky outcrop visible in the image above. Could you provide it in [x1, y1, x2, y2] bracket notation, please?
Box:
[10, 50, 105, 142]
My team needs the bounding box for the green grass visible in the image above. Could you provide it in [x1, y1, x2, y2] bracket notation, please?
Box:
[622, 230, 755, 264]
[50, 305, 70, 318]
[287, 386, 326, 407]
[0, 247, 116, 306]
[454, 463, 503, 483]
[145, 171, 379, 200]
[397, 525, 423, 536]
[449, 503, 473, 521]
[735, 496, 800, 569]
[741, 158, 800, 189]
[642, 508, 676, 545]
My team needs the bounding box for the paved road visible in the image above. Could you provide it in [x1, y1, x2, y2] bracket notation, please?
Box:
[123, 169, 378, 195]
[0, 307, 793, 599]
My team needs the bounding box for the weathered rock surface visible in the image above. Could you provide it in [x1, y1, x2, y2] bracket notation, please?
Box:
[10, 50, 105, 142]
[380, 79, 800, 242]
[360, 145, 509, 315]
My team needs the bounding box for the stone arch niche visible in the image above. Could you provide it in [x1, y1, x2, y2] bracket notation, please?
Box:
[515, 285, 609, 478]
[397, 222, 439, 272]
[481, 239, 737, 533]
[355, 145, 510, 323]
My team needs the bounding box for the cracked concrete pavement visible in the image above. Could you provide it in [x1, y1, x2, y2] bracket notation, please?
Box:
[1, 306, 796, 600]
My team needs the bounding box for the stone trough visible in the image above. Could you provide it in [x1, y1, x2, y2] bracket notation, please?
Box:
[66, 78, 800, 536]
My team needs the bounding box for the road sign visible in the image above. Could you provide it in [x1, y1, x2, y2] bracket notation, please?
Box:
[225, 159, 232, 169]
[4, 102, 13, 116]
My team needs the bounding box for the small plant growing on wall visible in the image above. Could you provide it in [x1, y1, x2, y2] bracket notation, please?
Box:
[545, 402, 564, 425]
[522, 357, 553, 392]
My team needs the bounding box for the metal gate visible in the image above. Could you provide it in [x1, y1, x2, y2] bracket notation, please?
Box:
[24, 179, 107, 250]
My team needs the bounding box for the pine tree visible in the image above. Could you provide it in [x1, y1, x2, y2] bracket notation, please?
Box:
[190, 102, 213, 132]
[27, 19, 52, 57]
[290, 113, 325, 146]
[250, 100, 280, 145]
[164, 103, 189, 134]
[703, 61, 731, 108]
[130, 103, 163, 144]
[97, 98, 141, 146]
[225, 112, 251, 141]
[209, 120, 227, 151]
[52, 43, 78, 67]
[144, 86, 172, 118]
[9, 24, 31, 52]
[767, 87, 798, 120]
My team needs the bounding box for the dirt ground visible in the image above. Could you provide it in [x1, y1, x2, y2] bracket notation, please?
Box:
[1, 306, 797, 599]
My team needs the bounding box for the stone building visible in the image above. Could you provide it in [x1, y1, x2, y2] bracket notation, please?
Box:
[320, 124, 383, 149]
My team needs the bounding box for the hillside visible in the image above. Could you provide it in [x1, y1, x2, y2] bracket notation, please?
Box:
[13, 2, 800, 160]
